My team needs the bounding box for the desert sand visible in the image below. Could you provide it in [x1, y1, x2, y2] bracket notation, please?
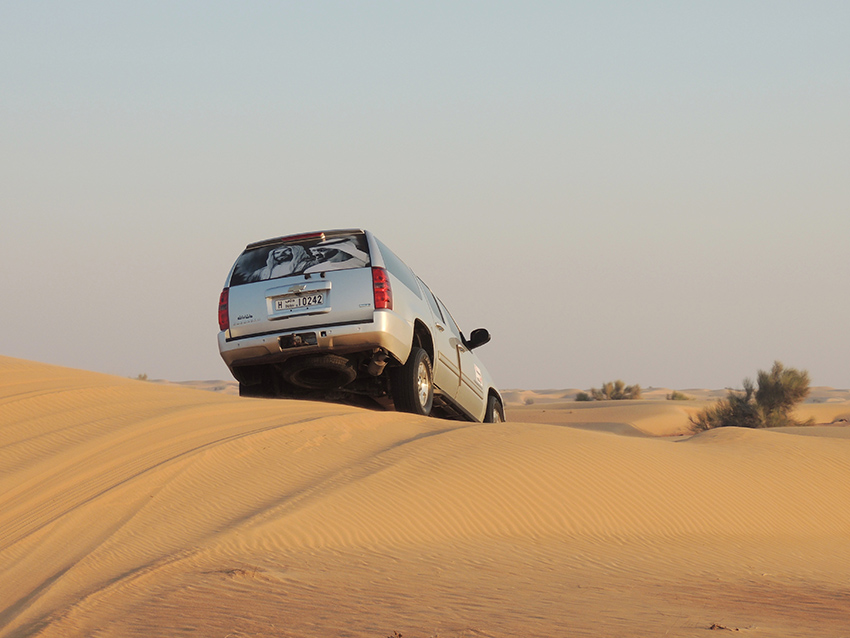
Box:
[2, 355, 850, 637]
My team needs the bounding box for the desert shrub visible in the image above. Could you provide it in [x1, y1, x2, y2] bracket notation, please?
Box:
[135, 373, 148, 381]
[689, 378, 761, 431]
[575, 392, 591, 402]
[756, 361, 812, 428]
[523, 396, 535, 405]
[590, 380, 642, 400]
[667, 390, 692, 401]
[689, 362, 812, 432]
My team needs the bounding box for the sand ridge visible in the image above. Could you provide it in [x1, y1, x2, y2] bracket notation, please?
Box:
[2, 355, 850, 637]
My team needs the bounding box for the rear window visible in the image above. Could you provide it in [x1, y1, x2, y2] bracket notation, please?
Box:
[375, 238, 422, 299]
[229, 232, 371, 286]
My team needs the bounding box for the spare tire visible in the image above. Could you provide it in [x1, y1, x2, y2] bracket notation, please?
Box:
[282, 354, 357, 390]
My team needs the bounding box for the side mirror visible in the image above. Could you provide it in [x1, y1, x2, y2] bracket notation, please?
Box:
[465, 328, 491, 350]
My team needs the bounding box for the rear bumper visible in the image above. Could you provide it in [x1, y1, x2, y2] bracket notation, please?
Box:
[218, 310, 413, 370]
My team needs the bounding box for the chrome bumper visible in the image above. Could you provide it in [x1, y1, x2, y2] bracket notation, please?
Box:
[218, 310, 413, 369]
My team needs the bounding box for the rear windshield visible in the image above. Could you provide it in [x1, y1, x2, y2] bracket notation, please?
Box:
[229, 233, 371, 286]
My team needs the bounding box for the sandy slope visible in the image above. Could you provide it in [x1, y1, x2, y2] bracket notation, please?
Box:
[2, 356, 850, 637]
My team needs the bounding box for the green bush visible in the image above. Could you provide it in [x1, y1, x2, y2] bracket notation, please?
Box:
[589, 380, 642, 400]
[689, 361, 812, 432]
[667, 390, 692, 401]
[756, 361, 812, 428]
[575, 391, 592, 402]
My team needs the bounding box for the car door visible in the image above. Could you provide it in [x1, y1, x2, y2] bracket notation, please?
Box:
[437, 298, 487, 416]
[418, 279, 460, 400]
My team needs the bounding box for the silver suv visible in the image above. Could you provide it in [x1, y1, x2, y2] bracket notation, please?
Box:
[217, 229, 505, 422]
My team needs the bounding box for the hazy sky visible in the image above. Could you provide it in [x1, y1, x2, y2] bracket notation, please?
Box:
[2, 1, 848, 390]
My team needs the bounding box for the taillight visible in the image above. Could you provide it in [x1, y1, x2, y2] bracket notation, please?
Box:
[372, 267, 393, 310]
[218, 288, 230, 331]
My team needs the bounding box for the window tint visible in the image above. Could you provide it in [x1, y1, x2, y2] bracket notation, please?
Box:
[230, 233, 370, 286]
[418, 278, 444, 322]
[375, 238, 422, 298]
[437, 298, 462, 340]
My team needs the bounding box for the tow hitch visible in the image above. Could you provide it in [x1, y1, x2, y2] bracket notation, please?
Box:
[279, 332, 318, 349]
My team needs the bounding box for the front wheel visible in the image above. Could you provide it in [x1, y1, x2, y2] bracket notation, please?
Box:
[390, 347, 434, 416]
[484, 395, 505, 423]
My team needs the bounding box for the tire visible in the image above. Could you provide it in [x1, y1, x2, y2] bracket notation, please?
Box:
[283, 354, 357, 390]
[239, 382, 263, 398]
[235, 365, 276, 398]
[390, 347, 434, 416]
[238, 374, 275, 398]
[484, 395, 505, 423]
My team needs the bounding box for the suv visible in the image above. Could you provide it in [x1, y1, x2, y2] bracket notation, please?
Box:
[217, 229, 505, 422]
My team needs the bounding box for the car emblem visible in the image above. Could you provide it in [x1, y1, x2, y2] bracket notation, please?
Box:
[288, 284, 307, 293]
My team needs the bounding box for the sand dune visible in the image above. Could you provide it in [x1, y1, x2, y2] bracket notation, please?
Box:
[2, 356, 850, 637]
[505, 387, 850, 437]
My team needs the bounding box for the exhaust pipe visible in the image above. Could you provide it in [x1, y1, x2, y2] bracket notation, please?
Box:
[367, 350, 389, 376]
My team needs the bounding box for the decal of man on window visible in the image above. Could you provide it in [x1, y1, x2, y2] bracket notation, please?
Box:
[255, 245, 314, 280]
[242, 234, 371, 282]
[305, 237, 370, 273]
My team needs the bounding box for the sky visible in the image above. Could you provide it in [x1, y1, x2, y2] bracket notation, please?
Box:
[2, 1, 848, 391]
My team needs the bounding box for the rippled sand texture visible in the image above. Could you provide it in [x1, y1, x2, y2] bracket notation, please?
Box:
[2, 355, 849, 637]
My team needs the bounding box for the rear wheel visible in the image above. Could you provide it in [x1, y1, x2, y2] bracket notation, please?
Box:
[238, 375, 276, 398]
[484, 395, 505, 423]
[390, 347, 434, 416]
[235, 365, 276, 398]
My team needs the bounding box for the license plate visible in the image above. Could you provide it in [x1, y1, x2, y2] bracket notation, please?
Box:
[275, 292, 325, 311]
